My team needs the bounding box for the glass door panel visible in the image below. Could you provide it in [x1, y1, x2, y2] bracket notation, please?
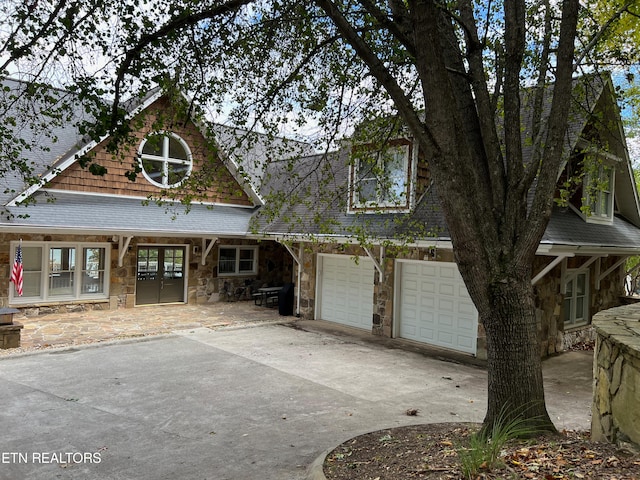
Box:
[160, 248, 184, 303]
[136, 247, 161, 305]
[136, 247, 185, 305]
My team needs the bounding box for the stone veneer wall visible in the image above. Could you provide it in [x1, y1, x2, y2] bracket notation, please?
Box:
[592, 303, 640, 448]
[1, 233, 281, 313]
[296, 244, 626, 360]
[533, 255, 564, 356]
[297, 243, 315, 318]
[209, 241, 294, 302]
[0, 233, 116, 314]
[533, 255, 624, 357]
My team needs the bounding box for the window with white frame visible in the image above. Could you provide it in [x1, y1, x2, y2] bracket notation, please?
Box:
[9, 242, 110, 303]
[139, 132, 193, 188]
[584, 163, 614, 221]
[218, 246, 258, 276]
[351, 143, 411, 210]
[563, 270, 589, 328]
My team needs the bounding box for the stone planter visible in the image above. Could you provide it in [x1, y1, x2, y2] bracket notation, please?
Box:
[592, 304, 640, 448]
[0, 323, 23, 349]
[0, 307, 23, 349]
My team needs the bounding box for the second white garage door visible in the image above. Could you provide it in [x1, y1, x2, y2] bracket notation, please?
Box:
[317, 254, 374, 330]
[396, 260, 478, 354]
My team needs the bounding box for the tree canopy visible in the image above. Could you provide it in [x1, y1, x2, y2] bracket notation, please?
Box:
[2, 0, 640, 431]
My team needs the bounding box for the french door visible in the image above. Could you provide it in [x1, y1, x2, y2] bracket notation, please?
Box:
[136, 246, 185, 305]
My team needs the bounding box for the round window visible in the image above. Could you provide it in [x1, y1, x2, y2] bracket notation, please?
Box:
[138, 132, 192, 188]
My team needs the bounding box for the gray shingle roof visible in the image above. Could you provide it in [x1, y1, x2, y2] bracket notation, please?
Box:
[2, 191, 254, 236]
[3, 74, 638, 252]
[256, 74, 640, 251]
[542, 207, 640, 249]
[210, 124, 316, 192]
[519, 74, 608, 166]
[0, 78, 96, 205]
[254, 149, 451, 241]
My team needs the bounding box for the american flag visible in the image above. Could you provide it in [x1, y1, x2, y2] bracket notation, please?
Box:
[10, 244, 23, 296]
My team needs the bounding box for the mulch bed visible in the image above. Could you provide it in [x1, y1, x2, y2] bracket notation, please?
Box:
[323, 423, 640, 479]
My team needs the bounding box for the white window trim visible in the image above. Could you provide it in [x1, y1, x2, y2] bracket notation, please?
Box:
[138, 131, 193, 189]
[583, 164, 615, 225]
[349, 142, 415, 213]
[9, 241, 111, 305]
[563, 269, 590, 328]
[217, 245, 258, 276]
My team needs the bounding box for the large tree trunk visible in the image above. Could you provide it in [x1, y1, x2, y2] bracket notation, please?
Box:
[316, 0, 578, 435]
[406, 0, 577, 434]
[479, 273, 556, 432]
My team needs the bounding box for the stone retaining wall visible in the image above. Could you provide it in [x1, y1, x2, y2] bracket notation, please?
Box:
[592, 303, 640, 448]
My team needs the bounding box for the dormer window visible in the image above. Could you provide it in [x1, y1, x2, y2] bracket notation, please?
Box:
[139, 132, 193, 188]
[562, 147, 619, 225]
[584, 163, 614, 222]
[350, 140, 413, 212]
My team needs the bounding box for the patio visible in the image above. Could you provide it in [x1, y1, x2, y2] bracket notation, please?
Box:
[2, 300, 289, 356]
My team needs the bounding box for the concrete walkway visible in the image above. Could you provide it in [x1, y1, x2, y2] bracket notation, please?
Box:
[0, 304, 594, 479]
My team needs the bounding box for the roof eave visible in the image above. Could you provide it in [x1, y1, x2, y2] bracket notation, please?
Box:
[0, 223, 250, 238]
[537, 243, 640, 256]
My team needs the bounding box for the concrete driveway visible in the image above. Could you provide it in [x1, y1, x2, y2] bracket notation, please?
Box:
[0, 321, 593, 480]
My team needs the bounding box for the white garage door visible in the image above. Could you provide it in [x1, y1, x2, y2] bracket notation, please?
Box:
[397, 260, 478, 354]
[317, 254, 374, 330]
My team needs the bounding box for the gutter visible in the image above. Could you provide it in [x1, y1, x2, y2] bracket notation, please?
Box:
[250, 231, 455, 250]
[0, 224, 250, 239]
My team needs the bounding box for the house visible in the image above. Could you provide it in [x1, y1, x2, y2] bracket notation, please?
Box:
[2, 74, 639, 359]
[253, 73, 640, 359]
[0, 78, 308, 312]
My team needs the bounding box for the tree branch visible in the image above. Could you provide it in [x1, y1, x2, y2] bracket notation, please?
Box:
[0, 0, 71, 73]
[313, 0, 436, 152]
[111, 0, 253, 130]
[358, 0, 415, 57]
[458, 0, 505, 219]
[519, 0, 580, 261]
[575, 0, 635, 67]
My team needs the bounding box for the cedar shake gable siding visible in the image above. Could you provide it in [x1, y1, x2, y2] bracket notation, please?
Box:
[46, 97, 253, 206]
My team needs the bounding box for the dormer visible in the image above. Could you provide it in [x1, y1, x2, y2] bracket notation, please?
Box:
[348, 138, 418, 214]
[580, 148, 620, 224]
[553, 73, 640, 227]
[558, 121, 630, 225]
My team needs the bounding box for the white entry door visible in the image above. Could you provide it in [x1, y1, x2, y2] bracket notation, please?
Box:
[317, 254, 374, 330]
[397, 260, 477, 354]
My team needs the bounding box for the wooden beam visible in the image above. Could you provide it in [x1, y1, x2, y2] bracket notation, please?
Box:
[280, 243, 300, 265]
[118, 236, 133, 267]
[201, 237, 218, 266]
[532, 254, 572, 286]
[362, 245, 385, 283]
[596, 256, 629, 290]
